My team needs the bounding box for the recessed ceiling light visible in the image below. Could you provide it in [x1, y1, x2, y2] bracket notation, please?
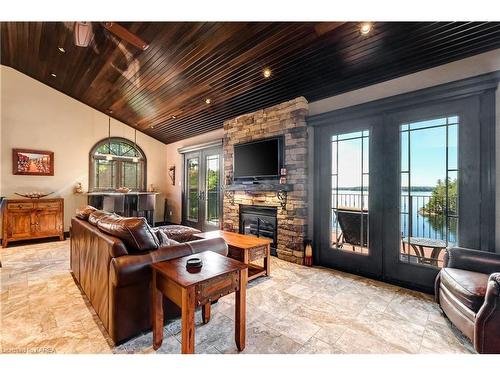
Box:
[107, 109, 113, 114]
[58, 47, 65, 53]
[205, 98, 211, 104]
[150, 125, 155, 129]
[50, 73, 57, 77]
[171, 115, 177, 119]
[360, 22, 373, 35]
[263, 68, 272, 78]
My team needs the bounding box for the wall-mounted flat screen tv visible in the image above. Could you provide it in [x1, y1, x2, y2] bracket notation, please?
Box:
[233, 137, 283, 180]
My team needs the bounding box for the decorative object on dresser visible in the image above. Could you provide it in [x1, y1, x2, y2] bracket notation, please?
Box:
[194, 230, 272, 281]
[14, 191, 54, 199]
[152, 251, 248, 353]
[12, 148, 54, 176]
[2, 198, 64, 248]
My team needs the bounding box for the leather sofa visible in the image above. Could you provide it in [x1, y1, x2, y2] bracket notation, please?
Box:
[70, 209, 228, 344]
[435, 247, 500, 353]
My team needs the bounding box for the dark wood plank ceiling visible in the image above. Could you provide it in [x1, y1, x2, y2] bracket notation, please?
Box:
[2, 22, 500, 144]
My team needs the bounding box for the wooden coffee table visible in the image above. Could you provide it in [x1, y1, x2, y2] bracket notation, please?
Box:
[194, 230, 272, 281]
[152, 251, 248, 354]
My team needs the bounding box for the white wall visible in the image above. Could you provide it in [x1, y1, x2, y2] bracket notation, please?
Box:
[0, 66, 168, 232]
[164, 129, 224, 224]
[309, 49, 500, 252]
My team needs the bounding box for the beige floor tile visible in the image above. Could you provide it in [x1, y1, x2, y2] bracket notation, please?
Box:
[0, 239, 474, 354]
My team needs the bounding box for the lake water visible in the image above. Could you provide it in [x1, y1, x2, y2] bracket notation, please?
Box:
[333, 190, 456, 244]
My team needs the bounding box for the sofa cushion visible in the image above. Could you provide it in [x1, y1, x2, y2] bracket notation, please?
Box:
[152, 228, 180, 247]
[88, 210, 113, 226]
[75, 205, 97, 221]
[97, 215, 159, 253]
[440, 267, 489, 313]
[155, 225, 201, 243]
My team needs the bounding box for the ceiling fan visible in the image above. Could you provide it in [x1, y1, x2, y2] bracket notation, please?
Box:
[73, 22, 149, 51]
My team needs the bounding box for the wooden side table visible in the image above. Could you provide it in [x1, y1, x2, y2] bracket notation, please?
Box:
[152, 251, 248, 354]
[194, 230, 272, 281]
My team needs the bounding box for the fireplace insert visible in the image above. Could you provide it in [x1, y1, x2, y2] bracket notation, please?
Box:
[239, 204, 277, 256]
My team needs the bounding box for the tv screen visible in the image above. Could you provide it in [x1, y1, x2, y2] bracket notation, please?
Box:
[233, 137, 282, 179]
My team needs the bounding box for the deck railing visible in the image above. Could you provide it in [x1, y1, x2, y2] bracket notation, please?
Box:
[333, 193, 455, 242]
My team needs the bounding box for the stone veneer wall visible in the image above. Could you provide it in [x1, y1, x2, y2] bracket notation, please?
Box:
[222, 97, 309, 264]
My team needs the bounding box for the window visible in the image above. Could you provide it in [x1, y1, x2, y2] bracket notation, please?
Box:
[400, 116, 458, 267]
[90, 137, 146, 191]
[186, 157, 199, 222]
[205, 154, 220, 226]
[331, 130, 370, 254]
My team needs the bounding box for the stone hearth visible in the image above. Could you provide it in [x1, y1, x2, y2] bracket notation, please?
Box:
[222, 97, 309, 264]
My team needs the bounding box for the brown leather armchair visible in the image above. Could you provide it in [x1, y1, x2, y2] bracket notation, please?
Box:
[435, 247, 500, 354]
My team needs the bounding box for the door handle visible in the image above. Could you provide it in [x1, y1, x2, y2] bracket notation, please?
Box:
[198, 191, 205, 201]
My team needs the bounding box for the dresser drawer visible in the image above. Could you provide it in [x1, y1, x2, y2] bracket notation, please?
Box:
[36, 201, 61, 209]
[7, 202, 34, 210]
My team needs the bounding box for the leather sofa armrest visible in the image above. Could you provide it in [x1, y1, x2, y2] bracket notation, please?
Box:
[184, 238, 228, 257]
[474, 273, 500, 353]
[444, 247, 500, 275]
[486, 273, 500, 297]
[110, 237, 228, 287]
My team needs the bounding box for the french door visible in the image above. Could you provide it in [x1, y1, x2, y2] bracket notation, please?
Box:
[183, 146, 222, 232]
[315, 117, 384, 278]
[381, 99, 481, 290]
[314, 96, 488, 291]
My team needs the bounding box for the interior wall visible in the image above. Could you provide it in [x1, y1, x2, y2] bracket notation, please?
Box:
[164, 128, 224, 224]
[0, 66, 168, 233]
[309, 49, 500, 253]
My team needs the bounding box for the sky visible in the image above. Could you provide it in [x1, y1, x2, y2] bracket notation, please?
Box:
[333, 119, 458, 189]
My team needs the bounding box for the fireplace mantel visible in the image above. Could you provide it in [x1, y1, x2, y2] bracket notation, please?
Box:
[224, 183, 292, 192]
[224, 183, 292, 209]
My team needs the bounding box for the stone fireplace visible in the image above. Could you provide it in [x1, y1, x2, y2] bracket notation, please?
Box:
[222, 97, 309, 264]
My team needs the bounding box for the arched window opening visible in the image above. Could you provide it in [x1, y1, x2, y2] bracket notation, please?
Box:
[89, 137, 146, 191]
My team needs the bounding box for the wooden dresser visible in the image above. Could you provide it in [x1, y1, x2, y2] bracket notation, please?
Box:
[2, 198, 64, 248]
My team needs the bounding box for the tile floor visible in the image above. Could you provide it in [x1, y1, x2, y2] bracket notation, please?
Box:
[0, 240, 474, 354]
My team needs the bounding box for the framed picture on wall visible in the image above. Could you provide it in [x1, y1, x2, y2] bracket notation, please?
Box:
[12, 148, 54, 176]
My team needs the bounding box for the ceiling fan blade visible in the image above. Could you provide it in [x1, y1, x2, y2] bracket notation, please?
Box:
[102, 22, 149, 51]
[74, 22, 94, 47]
